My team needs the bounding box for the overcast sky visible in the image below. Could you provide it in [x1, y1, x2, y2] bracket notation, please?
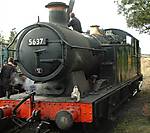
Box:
[0, 0, 149, 54]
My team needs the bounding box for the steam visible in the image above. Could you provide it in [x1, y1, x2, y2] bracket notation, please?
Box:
[23, 78, 36, 92]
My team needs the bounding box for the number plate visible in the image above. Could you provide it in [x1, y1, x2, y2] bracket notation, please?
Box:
[28, 38, 47, 46]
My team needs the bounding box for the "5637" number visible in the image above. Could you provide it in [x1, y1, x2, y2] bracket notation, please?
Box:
[28, 38, 45, 46]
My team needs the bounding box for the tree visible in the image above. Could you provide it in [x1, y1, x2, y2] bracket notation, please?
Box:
[0, 31, 5, 43]
[8, 28, 17, 58]
[9, 28, 17, 43]
[116, 0, 150, 34]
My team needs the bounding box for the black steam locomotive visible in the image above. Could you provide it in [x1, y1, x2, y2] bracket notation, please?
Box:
[0, 1, 142, 132]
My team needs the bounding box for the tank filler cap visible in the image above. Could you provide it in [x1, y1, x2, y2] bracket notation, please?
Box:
[90, 25, 104, 35]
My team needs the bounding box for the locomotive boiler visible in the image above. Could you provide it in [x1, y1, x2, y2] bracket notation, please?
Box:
[0, 1, 143, 132]
[16, 2, 102, 97]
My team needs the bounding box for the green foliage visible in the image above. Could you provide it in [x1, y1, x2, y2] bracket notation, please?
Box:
[0, 32, 5, 43]
[116, 0, 150, 34]
[8, 28, 17, 58]
[0, 28, 17, 61]
[9, 28, 17, 43]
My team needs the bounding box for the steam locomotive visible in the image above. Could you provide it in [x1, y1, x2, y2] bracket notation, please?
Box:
[0, 1, 142, 132]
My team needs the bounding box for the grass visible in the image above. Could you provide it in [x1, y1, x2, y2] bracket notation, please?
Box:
[113, 89, 150, 133]
[114, 115, 150, 133]
[114, 114, 150, 133]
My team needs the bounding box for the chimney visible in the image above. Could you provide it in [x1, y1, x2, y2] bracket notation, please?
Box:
[90, 25, 104, 35]
[45, 2, 69, 26]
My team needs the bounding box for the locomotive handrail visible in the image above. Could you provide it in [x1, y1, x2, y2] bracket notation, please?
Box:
[12, 92, 36, 116]
[35, 22, 105, 52]
[34, 49, 46, 53]
[64, 41, 105, 52]
[40, 59, 64, 63]
[7, 23, 105, 53]
[91, 34, 103, 44]
[46, 38, 104, 52]
[7, 24, 39, 49]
